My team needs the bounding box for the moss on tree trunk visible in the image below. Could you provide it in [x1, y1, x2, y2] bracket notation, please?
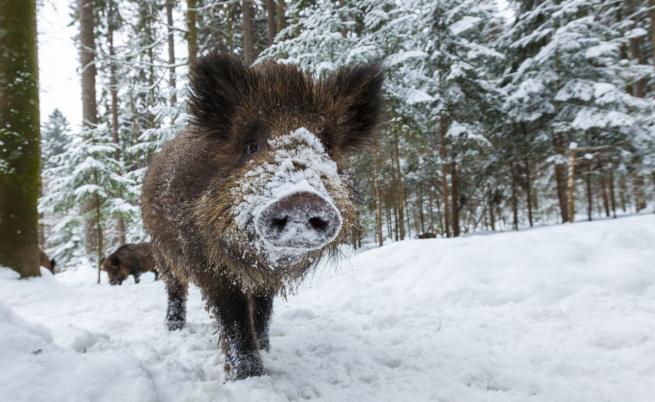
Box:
[0, 0, 41, 277]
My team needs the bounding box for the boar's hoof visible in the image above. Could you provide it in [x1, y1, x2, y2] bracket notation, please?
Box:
[224, 352, 264, 381]
[258, 337, 270, 352]
[167, 319, 185, 331]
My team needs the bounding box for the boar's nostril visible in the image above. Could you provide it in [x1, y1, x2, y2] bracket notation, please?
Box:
[255, 191, 342, 251]
[308, 216, 329, 232]
[271, 216, 288, 231]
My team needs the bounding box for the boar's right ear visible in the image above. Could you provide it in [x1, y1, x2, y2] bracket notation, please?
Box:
[325, 63, 384, 152]
[188, 53, 249, 139]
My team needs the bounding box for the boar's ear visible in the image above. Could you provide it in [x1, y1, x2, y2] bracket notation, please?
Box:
[188, 52, 249, 139]
[328, 63, 384, 151]
[110, 256, 120, 266]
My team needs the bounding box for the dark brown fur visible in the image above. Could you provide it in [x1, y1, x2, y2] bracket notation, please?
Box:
[141, 53, 383, 380]
[39, 248, 56, 274]
[101, 242, 158, 285]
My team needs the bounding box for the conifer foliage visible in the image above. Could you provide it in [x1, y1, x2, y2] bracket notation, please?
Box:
[35, 0, 655, 269]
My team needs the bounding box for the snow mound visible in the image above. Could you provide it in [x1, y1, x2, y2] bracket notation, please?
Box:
[1, 215, 655, 401]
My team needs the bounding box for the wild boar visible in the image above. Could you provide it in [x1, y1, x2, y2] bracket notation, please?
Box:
[141, 53, 383, 380]
[101, 242, 158, 285]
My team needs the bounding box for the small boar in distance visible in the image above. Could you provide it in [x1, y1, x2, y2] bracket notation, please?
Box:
[141, 53, 383, 380]
[101, 242, 158, 285]
[39, 248, 56, 274]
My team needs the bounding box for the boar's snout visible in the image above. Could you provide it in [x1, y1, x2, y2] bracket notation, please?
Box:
[255, 191, 342, 250]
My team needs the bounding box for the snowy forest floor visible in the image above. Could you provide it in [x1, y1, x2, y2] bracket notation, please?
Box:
[2, 215, 655, 402]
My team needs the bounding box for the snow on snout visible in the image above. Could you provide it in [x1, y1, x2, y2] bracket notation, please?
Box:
[233, 127, 345, 265]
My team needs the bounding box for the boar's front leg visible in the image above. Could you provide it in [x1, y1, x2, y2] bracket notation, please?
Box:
[252, 293, 274, 351]
[208, 283, 263, 380]
[165, 275, 188, 330]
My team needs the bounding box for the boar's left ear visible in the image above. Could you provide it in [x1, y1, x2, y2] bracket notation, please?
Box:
[188, 52, 249, 139]
[110, 256, 120, 266]
[328, 63, 384, 151]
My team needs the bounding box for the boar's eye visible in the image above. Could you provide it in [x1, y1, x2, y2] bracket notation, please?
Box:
[244, 139, 259, 155]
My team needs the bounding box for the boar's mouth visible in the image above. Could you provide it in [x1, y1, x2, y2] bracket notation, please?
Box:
[254, 191, 342, 256]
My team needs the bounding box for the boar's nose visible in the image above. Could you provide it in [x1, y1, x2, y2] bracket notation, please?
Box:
[255, 191, 342, 250]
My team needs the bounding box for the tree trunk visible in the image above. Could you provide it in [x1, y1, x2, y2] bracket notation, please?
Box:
[186, 0, 198, 64]
[650, 0, 655, 93]
[373, 146, 383, 246]
[427, 186, 435, 232]
[451, 161, 461, 236]
[166, 0, 177, 107]
[619, 175, 628, 212]
[566, 149, 577, 222]
[585, 166, 593, 221]
[553, 134, 569, 222]
[417, 184, 425, 234]
[601, 173, 611, 217]
[242, 0, 256, 65]
[510, 161, 519, 230]
[338, 0, 347, 38]
[0, 0, 41, 277]
[79, 0, 100, 254]
[107, 1, 126, 247]
[625, 0, 647, 97]
[524, 156, 534, 227]
[94, 186, 103, 284]
[439, 115, 451, 237]
[609, 169, 617, 218]
[276, 0, 286, 34]
[266, 0, 277, 46]
[634, 175, 646, 211]
[489, 199, 496, 231]
[393, 132, 405, 240]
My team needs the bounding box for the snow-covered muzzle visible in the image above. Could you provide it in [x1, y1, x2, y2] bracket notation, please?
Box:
[232, 127, 348, 267]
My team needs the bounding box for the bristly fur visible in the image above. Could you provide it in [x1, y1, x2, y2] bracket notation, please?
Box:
[141, 52, 383, 380]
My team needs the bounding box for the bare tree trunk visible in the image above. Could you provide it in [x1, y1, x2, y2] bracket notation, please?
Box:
[585, 166, 593, 221]
[393, 132, 406, 240]
[427, 186, 435, 232]
[510, 161, 519, 230]
[625, 0, 648, 97]
[417, 184, 425, 234]
[276, 0, 286, 34]
[451, 161, 460, 236]
[373, 146, 383, 246]
[0, 0, 41, 277]
[566, 149, 577, 222]
[94, 188, 103, 284]
[524, 156, 534, 227]
[619, 175, 628, 212]
[338, 0, 347, 38]
[634, 175, 646, 211]
[439, 115, 451, 237]
[242, 0, 256, 65]
[107, 1, 126, 247]
[266, 0, 277, 46]
[79, 0, 100, 254]
[166, 0, 177, 107]
[609, 169, 617, 218]
[650, 0, 655, 70]
[553, 134, 569, 222]
[489, 199, 496, 231]
[186, 0, 198, 65]
[601, 173, 611, 217]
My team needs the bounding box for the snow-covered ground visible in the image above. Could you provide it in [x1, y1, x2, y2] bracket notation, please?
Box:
[2, 215, 655, 402]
